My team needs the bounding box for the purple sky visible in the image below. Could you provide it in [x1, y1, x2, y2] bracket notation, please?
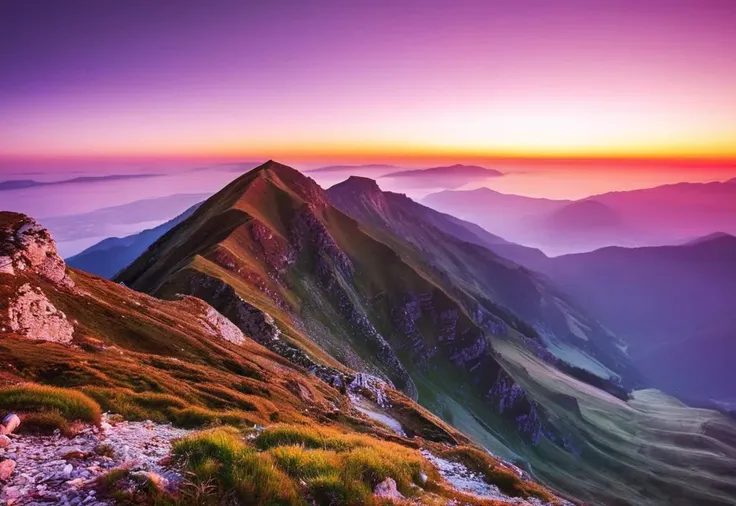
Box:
[2, 0, 736, 162]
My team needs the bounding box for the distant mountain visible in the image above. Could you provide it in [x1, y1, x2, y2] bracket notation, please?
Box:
[536, 233, 736, 402]
[0, 173, 161, 191]
[536, 200, 635, 252]
[423, 180, 736, 254]
[685, 231, 734, 245]
[307, 164, 400, 175]
[327, 176, 547, 268]
[67, 203, 202, 278]
[380, 164, 502, 190]
[383, 164, 503, 179]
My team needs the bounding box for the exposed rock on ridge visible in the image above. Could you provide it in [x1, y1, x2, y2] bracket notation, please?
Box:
[7, 283, 74, 344]
[0, 213, 74, 289]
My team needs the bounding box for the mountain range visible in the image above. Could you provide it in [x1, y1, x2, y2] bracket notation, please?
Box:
[528, 233, 736, 405]
[423, 180, 736, 254]
[0, 174, 161, 192]
[3, 161, 736, 505]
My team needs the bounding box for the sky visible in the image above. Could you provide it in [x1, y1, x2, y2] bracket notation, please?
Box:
[2, 0, 736, 166]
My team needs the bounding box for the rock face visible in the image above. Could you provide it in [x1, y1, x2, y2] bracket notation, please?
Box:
[0, 213, 74, 289]
[7, 283, 74, 344]
[488, 369, 542, 445]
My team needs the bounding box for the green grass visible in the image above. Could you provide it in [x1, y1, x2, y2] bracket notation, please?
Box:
[173, 424, 442, 506]
[172, 428, 302, 506]
[0, 384, 102, 433]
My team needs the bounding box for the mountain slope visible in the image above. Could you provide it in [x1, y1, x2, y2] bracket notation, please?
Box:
[326, 177, 635, 383]
[67, 203, 202, 278]
[0, 211, 572, 506]
[326, 176, 546, 266]
[535, 234, 736, 403]
[117, 162, 551, 447]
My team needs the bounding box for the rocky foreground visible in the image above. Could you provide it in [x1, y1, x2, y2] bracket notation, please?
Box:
[0, 408, 570, 506]
[0, 413, 189, 505]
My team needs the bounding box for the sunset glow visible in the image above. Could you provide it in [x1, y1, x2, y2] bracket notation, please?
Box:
[2, 1, 736, 162]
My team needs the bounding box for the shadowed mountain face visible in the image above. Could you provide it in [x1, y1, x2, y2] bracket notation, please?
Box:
[424, 181, 736, 254]
[535, 234, 736, 404]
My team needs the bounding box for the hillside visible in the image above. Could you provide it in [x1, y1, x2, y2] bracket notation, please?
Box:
[0, 211, 568, 506]
[117, 161, 554, 449]
[535, 234, 736, 403]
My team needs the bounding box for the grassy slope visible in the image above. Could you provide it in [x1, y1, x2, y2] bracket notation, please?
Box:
[0, 264, 565, 505]
[492, 338, 736, 506]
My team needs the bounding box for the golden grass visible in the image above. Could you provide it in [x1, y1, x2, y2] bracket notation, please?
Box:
[173, 428, 302, 506]
[0, 384, 102, 433]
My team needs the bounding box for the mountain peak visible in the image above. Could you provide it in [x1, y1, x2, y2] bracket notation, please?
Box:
[223, 160, 327, 208]
[686, 231, 736, 246]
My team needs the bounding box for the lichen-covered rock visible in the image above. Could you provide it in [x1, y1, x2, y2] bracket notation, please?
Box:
[0, 213, 74, 289]
[7, 284, 74, 344]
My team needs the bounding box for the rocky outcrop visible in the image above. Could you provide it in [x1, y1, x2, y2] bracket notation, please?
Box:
[249, 219, 296, 277]
[488, 369, 542, 445]
[0, 213, 74, 289]
[6, 284, 74, 344]
[183, 272, 281, 344]
[289, 204, 354, 280]
[179, 295, 247, 346]
[348, 373, 391, 408]
[181, 271, 347, 384]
